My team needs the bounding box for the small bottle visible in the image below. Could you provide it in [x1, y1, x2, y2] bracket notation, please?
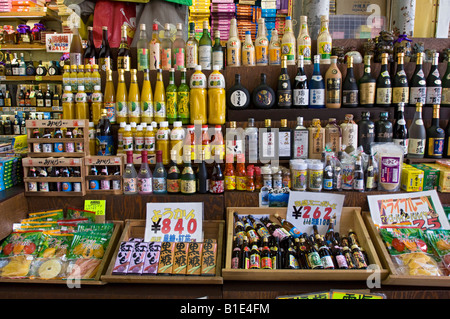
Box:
[353, 156, 365, 192]
[242, 31, 255, 67]
[137, 150, 152, 194]
[167, 150, 181, 194]
[123, 151, 138, 195]
[153, 150, 167, 194]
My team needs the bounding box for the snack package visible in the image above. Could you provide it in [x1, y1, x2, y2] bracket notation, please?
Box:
[172, 242, 189, 275]
[187, 242, 203, 276]
[29, 258, 69, 280]
[128, 241, 148, 275]
[0, 230, 43, 257]
[157, 242, 174, 275]
[372, 143, 404, 192]
[112, 241, 136, 275]
[142, 242, 161, 275]
[37, 233, 74, 259]
[426, 229, 450, 272]
[66, 208, 97, 223]
[66, 258, 102, 280]
[201, 239, 217, 276]
[0, 256, 34, 278]
[23, 210, 65, 222]
[67, 232, 109, 260]
[76, 223, 115, 236]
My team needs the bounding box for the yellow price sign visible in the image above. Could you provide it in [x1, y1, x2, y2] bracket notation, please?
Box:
[84, 200, 106, 217]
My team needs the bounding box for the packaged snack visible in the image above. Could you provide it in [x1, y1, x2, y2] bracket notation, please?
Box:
[426, 229, 450, 271]
[30, 258, 68, 280]
[112, 241, 137, 275]
[201, 239, 217, 276]
[157, 242, 174, 275]
[172, 242, 189, 275]
[0, 230, 43, 257]
[67, 232, 109, 260]
[37, 232, 74, 258]
[0, 256, 33, 278]
[66, 208, 97, 222]
[66, 258, 102, 280]
[142, 242, 161, 275]
[128, 241, 148, 275]
[372, 143, 404, 192]
[24, 210, 65, 222]
[76, 223, 114, 236]
[187, 242, 203, 276]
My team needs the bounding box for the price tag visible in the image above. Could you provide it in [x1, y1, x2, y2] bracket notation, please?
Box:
[368, 190, 450, 230]
[286, 191, 345, 235]
[145, 202, 203, 243]
[35, 76, 42, 81]
[84, 200, 106, 223]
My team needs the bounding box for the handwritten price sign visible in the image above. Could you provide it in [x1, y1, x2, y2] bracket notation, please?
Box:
[368, 190, 450, 230]
[286, 192, 345, 235]
[145, 202, 204, 243]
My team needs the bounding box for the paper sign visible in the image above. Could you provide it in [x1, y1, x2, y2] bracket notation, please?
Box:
[330, 290, 386, 299]
[45, 33, 72, 52]
[84, 200, 106, 216]
[145, 202, 203, 243]
[286, 192, 345, 235]
[367, 190, 450, 230]
[277, 292, 330, 299]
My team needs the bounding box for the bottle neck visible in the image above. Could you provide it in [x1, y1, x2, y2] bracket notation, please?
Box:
[432, 107, 440, 125]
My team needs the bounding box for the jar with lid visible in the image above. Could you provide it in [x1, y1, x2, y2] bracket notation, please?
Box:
[282, 168, 291, 189]
[291, 160, 307, 191]
[308, 161, 323, 192]
[272, 169, 282, 190]
[261, 165, 273, 188]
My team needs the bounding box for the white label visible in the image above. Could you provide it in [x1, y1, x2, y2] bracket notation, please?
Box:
[409, 87, 426, 104]
[230, 90, 248, 107]
[278, 131, 291, 157]
[426, 87, 442, 105]
[293, 89, 309, 106]
[186, 43, 198, 68]
[408, 138, 426, 155]
[199, 46, 212, 70]
[310, 89, 325, 105]
[261, 132, 275, 157]
[149, 42, 161, 70]
[393, 138, 408, 155]
[212, 51, 223, 69]
[293, 130, 308, 159]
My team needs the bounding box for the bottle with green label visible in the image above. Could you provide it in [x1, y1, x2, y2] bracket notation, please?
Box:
[177, 68, 190, 124]
[137, 24, 149, 71]
[281, 16, 296, 65]
[166, 68, 178, 124]
[154, 69, 166, 123]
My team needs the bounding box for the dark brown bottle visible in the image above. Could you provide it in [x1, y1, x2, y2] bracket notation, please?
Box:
[375, 112, 393, 143]
[260, 237, 272, 269]
[231, 236, 241, 269]
[358, 111, 375, 154]
[277, 56, 292, 108]
[426, 104, 445, 158]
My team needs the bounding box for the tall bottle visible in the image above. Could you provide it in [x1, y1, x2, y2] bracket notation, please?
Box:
[212, 30, 224, 70]
[274, 214, 301, 238]
[393, 103, 409, 155]
[161, 23, 173, 70]
[242, 31, 255, 67]
[409, 52, 427, 107]
[96, 109, 114, 156]
[141, 69, 153, 124]
[153, 150, 167, 194]
[116, 69, 128, 123]
[279, 119, 292, 160]
[359, 55, 376, 107]
[156, 121, 170, 165]
[166, 68, 178, 124]
[69, 24, 83, 66]
[309, 55, 325, 108]
[308, 119, 325, 159]
[317, 15, 332, 64]
[189, 65, 208, 125]
[123, 151, 138, 195]
[227, 18, 241, 67]
[445, 118, 450, 158]
[376, 53, 392, 107]
[84, 26, 97, 66]
[208, 65, 226, 125]
[167, 150, 180, 193]
[293, 56, 308, 108]
[197, 150, 208, 194]
[325, 55, 342, 108]
[297, 15, 312, 65]
[426, 104, 445, 159]
[393, 53, 409, 105]
[244, 118, 258, 163]
[137, 24, 149, 71]
[442, 59, 450, 108]
[62, 86, 75, 120]
[375, 112, 393, 143]
[268, 29, 281, 66]
[358, 112, 375, 155]
[342, 56, 358, 108]
[325, 118, 342, 154]
[117, 25, 131, 71]
[136, 150, 152, 194]
[277, 56, 292, 108]
[181, 156, 196, 195]
[426, 53, 442, 107]
[91, 85, 103, 125]
[292, 116, 309, 159]
[75, 85, 89, 120]
[281, 16, 296, 65]
[173, 23, 186, 70]
[186, 22, 198, 69]
[154, 69, 166, 123]
[199, 21, 212, 71]
[255, 18, 269, 66]
[99, 26, 112, 71]
[149, 23, 161, 70]
[408, 103, 426, 159]
[128, 69, 141, 124]
[177, 68, 190, 124]
[260, 119, 276, 162]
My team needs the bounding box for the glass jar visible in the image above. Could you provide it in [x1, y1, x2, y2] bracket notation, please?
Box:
[308, 161, 323, 192]
[291, 160, 308, 191]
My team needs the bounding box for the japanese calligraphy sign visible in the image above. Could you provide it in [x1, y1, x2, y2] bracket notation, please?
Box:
[286, 192, 345, 235]
[145, 202, 204, 243]
[368, 190, 450, 230]
[45, 33, 72, 52]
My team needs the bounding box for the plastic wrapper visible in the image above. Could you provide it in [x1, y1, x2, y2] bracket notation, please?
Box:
[0, 230, 43, 257]
[67, 232, 109, 260]
[29, 258, 69, 280]
[0, 256, 34, 278]
[36, 233, 74, 259]
[66, 258, 102, 280]
[426, 229, 450, 273]
[66, 208, 97, 223]
[371, 143, 404, 192]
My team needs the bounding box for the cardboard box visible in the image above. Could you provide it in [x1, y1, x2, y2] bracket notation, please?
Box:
[401, 164, 424, 192]
[411, 164, 439, 191]
[336, 0, 387, 16]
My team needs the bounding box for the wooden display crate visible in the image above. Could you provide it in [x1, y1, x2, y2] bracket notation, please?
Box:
[0, 221, 123, 285]
[85, 155, 124, 195]
[362, 212, 450, 287]
[222, 207, 388, 281]
[22, 157, 86, 196]
[101, 219, 224, 285]
[25, 119, 90, 158]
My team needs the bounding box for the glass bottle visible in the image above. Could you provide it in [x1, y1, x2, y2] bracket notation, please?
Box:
[123, 151, 138, 195]
[154, 69, 166, 123]
[274, 213, 301, 238]
[293, 55, 309, 108]
[197, 151, 208, 194]
[308, 119, 325, 160]
[376, 53, 392, 107]
[426, 53, 442, 107]
[358, 112, 375, 155]
[325, 118, 342, 154]
[167, 150, 180, 193]
[199, 21, 212, 71]
[128, 69, 141, 124]
[442, 59, 450, 108]
[426, 104, 445, 159]
[268, 29, 281, 66]
[409, 52, 426, 107]
[375, 112, 393, 143]
[317, 15, 332, 64]
[117, 25, 130, 71]
[278, 119, 292, 160]
[166, 68, 178, 124]
[309, 55, 325, 109]
[153, 150, 167, 194]
[277, 56, 292, 108]
[292, 116, 309, 159]
[393, 52, 409, 105]
[260, 119, 276, 162]
[137, 24, 149, 71]
[96, 108, 114, 156]
[252, 73, 275, 109]
[141, 69, 153, 124]
[227, 74, 250, 110]
[83, 26, 97, 65]
[177, 68, 190, 124]
[227, 18, 241, 67]
[212, 30, 224, 70]
[281, 16, 296, 65]
[137, 150, 152, 194]
[69, 24, 83, 66]
[181, 156, 196, 195]
[393, 103, 409, 156]
[342, 56, 358, 108]
[149, 23, 161, 70]
[358, 55, 376, 108]
[161, 23, 173, 71]
[116, 69, 128, 123]
[99, 26, 112, 71]
[297, 15, 312, 65]
[173, 23, 186, 70]
[408, 103, 426, 159]
[353, 155, 365, 192]
[255, 18, 269, 66]
[224, 154, 236, 191]
[244, 118, 258, 163]
[186, 22, 198, 69]
[325, 55, 342, 108]
[242, 31, 255, 67]
[210, 162, 224, 194]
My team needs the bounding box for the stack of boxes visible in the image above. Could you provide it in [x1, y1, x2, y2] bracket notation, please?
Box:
[10, 0, 45, 13]
[0, 157, 23, 191]
[0, 0, 12, 13]
[56, 0, 74, 33]
[189, 0, 211, 40]
[236, 3, 257, 41]
[210, 0, 235, 43]
[401, 160, 450, 193]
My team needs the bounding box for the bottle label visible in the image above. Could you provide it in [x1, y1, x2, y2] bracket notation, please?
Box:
[138, 177, 152, 193]
[336, 254, 348, 269]
[142, 100, 153, 119]
[118, 56, 130, 71]
[281, 42, 295, 62]
[181, 179, 196, 194]
[307, 251, 323, 269]
[393, 138, 408, 155]
[255, 42, 268, 65]
[149, 42, 161, 70]
[105, 103, 116, 122]
[138, 48, 149, 70]
[409, 138, 426, 156]
[359, 83, 376, 105]
[208, 73, 225, 89]
[323, 178, 333, 190]
[117, 101, 128, 119]
[321, 255, 334, 269]
[230, 90, 248, 108]
[186, 43, 198, 68]
[376, 87, 392, 105]
[393, 87, 409, 104]
[342, 90, 358, 105]
[261, 256, 272, 269]
[342, 163, 355, 190]
[100, 57, 111, 71]
[250, 252, 260, 269]
[261, 132, 275, 158]
[123, 136, 133, 152]
[269, 46, 281, 65]
[212, 50, 224, 69]
[227, 46, 241, 67]
[279, 131, 291, 157]
[123, 177, 137, 193]
[135, 136, 144, 152]
[166, 92, 177, 120]
[167, 178, 180, 193]
[353, 178, 364, 191]
[28, 182, 38, 192]
[242, 48, 255, 66]
[199, 46, 212, 70]
[426, 87, 442, 105]
[155, 102, 166, 118]
[54, 142, 64, 153]
[380, 156, 401, 184]
[129, 101, 141, 119]
[161, 48, 172, 70]
[298, 44, 311, 61]
[96, 135, 114, 155]
[326, 78, 341, 104]
[277, 90, 292, 107]
[224, 175, 236, 190]
[153, 177, 167, 193]
[236, 175, 247, 191]
[318, 42, 332, 60]
[442, 87, 450, 105]
[210, 180, 224, 194]
[428, 137, 444, 156]
[100, 180, 110, 190]
[65, 142, 75, 153]
[190, 72, 207, 88]
[174, 48, 185, 70]
[409, 87, 427, 105]
[293, 88, 309, 106]
[144, 136, 155, 151]
[310, 88, 325, 106]
[231, 256, 240, 269]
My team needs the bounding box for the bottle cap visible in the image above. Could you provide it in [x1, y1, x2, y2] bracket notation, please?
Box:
[89, 122, 94, 127]
[153, 23, 158, 31]
[173, 121, 182, 127]
[213, 65, 220, 71]
[160, 121, 168, 127]
[130, 122, 137, 128]
[94, 85, 101, 91]
[137, 125, 143, 131]
[64, 86, 71, 91]
[125, 125, 131, 131]
[195, 65, 202, 71]
[120, 122, 126, 128]
[77, 86, 85, 91]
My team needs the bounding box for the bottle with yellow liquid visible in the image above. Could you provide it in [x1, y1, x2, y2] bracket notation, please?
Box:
[117, 121, 126, 154]
[242, 31, 255, 67]
[84, 64, 93, 94]
[166, 68, 178, 124]
[89, 122, 96, 155]
[130, 122, 137, 144]
[269, 29, 281, 66]
[128, 69, 141, 123]
[70, 64, 78, 93]
[170, 121, 185, 164]
[141, 69, 153, 124]
[154, 69, 166, 123]
[190, 65, 207, 125]
[104, 69, 116, 124]
[156, 121, 170, 164]
[177, 68, 190, 124]
[62, 85, 75, 119]
[122, 124, 133, 153]
[144, 125, 156, 158]
[208, 65, 226, 125]
[116, 69, 128, 123]
[255, 18, 269, 66]
[91, 85, 103, 125]
[75, 85, 89, 119]
[77, 65, 85, 91]
[91, 64, 101, 89]
[62, 65, 71, 89]
[134, 124, 145, 155]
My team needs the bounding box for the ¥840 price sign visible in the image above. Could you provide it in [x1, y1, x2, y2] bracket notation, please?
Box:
[286, 192, 345, 235]
[145, 202, 204, 243]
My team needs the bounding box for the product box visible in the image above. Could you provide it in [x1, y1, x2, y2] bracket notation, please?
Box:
[425, 163, 450, 193]
[401, 164, 424, 192]
[411, 164, 440, 191]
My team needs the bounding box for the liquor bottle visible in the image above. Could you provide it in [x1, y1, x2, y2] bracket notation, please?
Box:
[269, 236, 283, 269]
[260, 119, 276, 162]
[442, 59, 450, 108]
[123, 151, 138, 195]
[268, 29, 281, 66]
[375, 112, 393, 143]
[154, 69, 166, 123]
[342, 56, 358, 108]
[181, 156, 196, 195]
[186, 22, 198, 69]
[393, 103, 409, 155]
[255, 18, 269, 66]
[96, 109, 114, 155]
[210, 162, 224, 194]
[231, 236, 241, 269]
[293, 55, 309, 108]
[212, 30, 224, 70]
[317, 237, 335, 269]
[359, 55, 376, 107]
[274, 213, 301, 238]
[161, 23, 173, 70]
[149, 23, 161, 70]
[69, 24, 83, 66]
[197, 151, 208, 194]
[44, 85, 53, 108]
[325, 55, 342, 108]
[323, 154, 334, 191]
[277, 56, 292, 108]
[426, 105, 445, 158]
[297, 15, 312, 65]
[166, 68, 178, 124]
[227, 74, 250, 110]
[309, 55, 325, 108]
[19, 53, 26, 76]
[284, 238, 300, 269]
[115, 69, 128, 123]
[137, 150, 152, 194]
[306, 237, 323, 269]
[426, 53, 442, 107]
[173, 23, 186, 70]
[393, 53, 409, 105]
[36, 60, 47, 76]
[199, 21, 212, 71]
[308, 119, 325, 160]
[240, 237, 250, 269]
[137, 24, 149, 71]
[249, 239, 261, 269]
[227, 18, 241, 67]
[325, 118, 342, 154]
[99, 26, 112, 71]
[351, 244, 367, 269]
[84, 26, 97, 66]
[176, 68, 190, 124]
[409, 52, 426, 107]
[281, 16, 296, 65]
[292, 117, 309, 159]
[252, 73, 275, 109]
[341, 114, 358, 153]
[376, 53, 392, 107]
[408, 103, 426, 159]
[278, 119, 292, 160]
[445, 120, 450, 158]
[260, 237, 272, 269]
[358, 112, 375, 155]
[140, 69, 153, 124]
[242, 31, 255, 67]
[353, 155, 365, 192]
[167, 150, 180, 193]
[365, 154, 377, 191]
[128, 69, 141, 124]
[243, 118, 258, 163]
[153, 150, 167, 194]
[317, 15, 332, 64]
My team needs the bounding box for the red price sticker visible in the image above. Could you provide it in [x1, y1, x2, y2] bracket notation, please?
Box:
[161, 218, 198, 235]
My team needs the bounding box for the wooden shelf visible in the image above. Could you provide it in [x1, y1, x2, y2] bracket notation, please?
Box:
[0, 75, 63, 82]
[0, 43, 46, 51]
[0, 9, 61, 22]
[0, 107, 62, 112]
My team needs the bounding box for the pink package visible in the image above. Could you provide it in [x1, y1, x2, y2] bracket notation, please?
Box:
[142, 242, 162, 275]
[112, 241, 136, 275]
[127, 241, 148, 275]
